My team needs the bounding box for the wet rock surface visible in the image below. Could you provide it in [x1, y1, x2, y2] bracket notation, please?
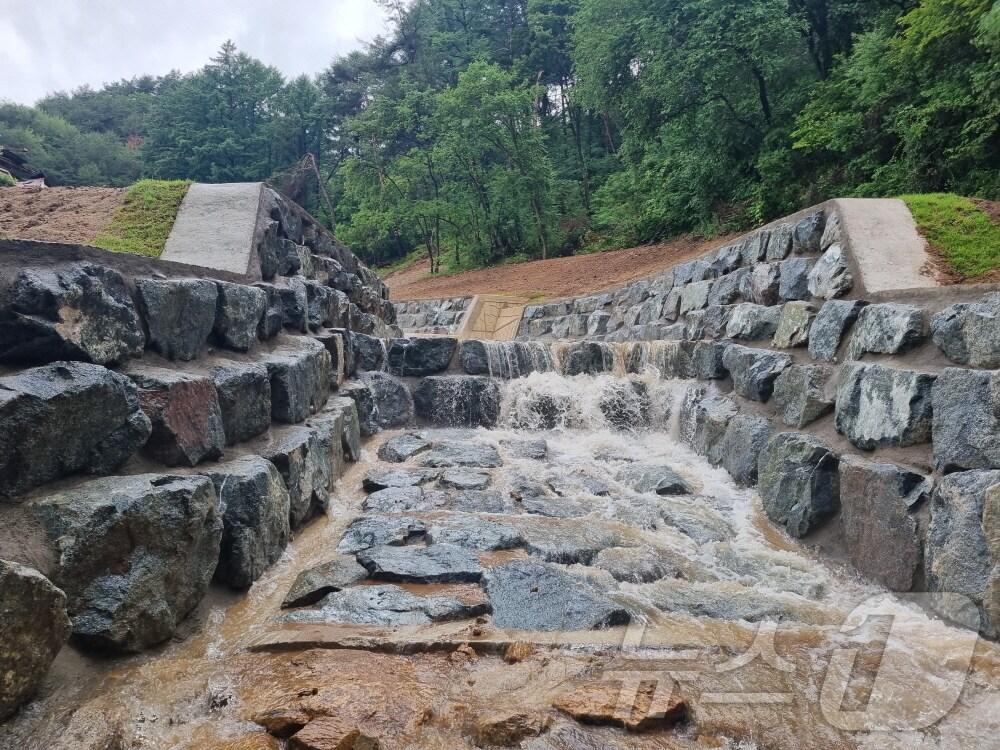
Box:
[758, 432, 839, 538]
[836, 363, 935, 449]
[135, 278, 218, 361]
[286, 583, 490, 626]
[386, 336, 457, 376]
[722, 344, 791, 402]
[213, 362, 272, 445]
[357, 543, 484, 583]
[615, 464, 692, 496]
[281, 555, 368, 608]
[420, 441, 503, 468]
[377, 432, 431, 462]
[413, 375, 500, 428]
[932, 294, 1000, 368]
[932, 368, 1000, 472]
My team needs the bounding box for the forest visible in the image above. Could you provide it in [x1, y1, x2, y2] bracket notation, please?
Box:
[1, 0, 998, 271]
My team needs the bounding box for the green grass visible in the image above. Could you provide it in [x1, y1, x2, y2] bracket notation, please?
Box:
[92, 179, 191, 257]
[900, 193, 1000, 279]
[375, 247, 426, 279]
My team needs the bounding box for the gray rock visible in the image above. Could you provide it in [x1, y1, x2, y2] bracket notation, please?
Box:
[741, 232, 768, 265]
[413, 375, 500, 428]
[212, 363, 271, 445]
[361, 371, 413, 429]
[21, 474, 222, 653]
[835, 363, 935, 449]
[460, 340, 554, 378]
[340, 380, 379, 436]
[725, 303, 781, 340]
[821, 212, 842, 249]
[778, 258, 812, 301]
[594, 546, 689, 583]
[807, 245, 853, 299]
[502, 438, 548, 460]
[847, 303, 926, 360]
[772, 364, 835, 428]
[353, 333, 387, 371]
[386, 336, 456, 376]
[285, 584, 489, 626]
[314, 330, 346, 388]
[758, 432, 840, 537]
[363, 486, 448, 513]
[765, 223, 794, 261]
[808, 300, 865, 362]
[722, 344, 792, 402]
[932, 368, 1000, 472]
[718, 414, 773, 486]
[562, 341, 614, 375]
[421, 440, 503, 468]
[512, 517, 620, 564]
[616, 464, 692, 496]
[327, 397, 361, 462]
[256, 220, 280, 279]
[685, 305, 731, 340]
[658, 497, 735, 543]
[264, 337, 331, 423]
[0, 561, 71, 721]
[520, 494, 592, 518]
[363, 468, 435, 492]
[547, 472, 611, 498]
[337, 515, 427, 554]
[261, 426, 329, 529]
[452, 490, 510, 513]
[440, 468, 492, 490]
[0, 362, 152, 498]
[427, 515, 524, 550]
[484, 560, 630, 630]
[713, 244, 744, 276]
[135, 278, 218, 361]
[679, 280, 713, 315]
[253, 283, 284, 340]
[792, 211, 826, 254]
[647, 578, 820, 624]
[204, 457, 290, 590]
[276, 278, 309, 333]
[839, 456, 930, 591]
[377, 433, 431, 463]
[931, 294, 1000, 369]
[305, 408, 347, 497]
[0, 264, 144, 366]
[128, 366, 225, 467]
[280, 555, 368, 608]
[741, 263, 781, 306]
[303, 281, 341, 330]
[772, 302, 816, 348]
[926, 470, 1000, 635]
[689, 394, 739, 461]
[708, 269, 748, 306]
[212, 281, 266, 352]
[358, 543, 483, 583]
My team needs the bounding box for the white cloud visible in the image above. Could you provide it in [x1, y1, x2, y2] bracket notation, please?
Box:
[0, 0, 390, 104]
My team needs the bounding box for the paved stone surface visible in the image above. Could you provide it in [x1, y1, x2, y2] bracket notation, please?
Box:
[357, 543, 484, 583]
[162, 182, 264, 275]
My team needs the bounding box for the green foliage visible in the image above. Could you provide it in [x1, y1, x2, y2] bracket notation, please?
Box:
[901, 193, 1000, 278]
[92, 179, 191, 257]
[0, 172, 15, 187]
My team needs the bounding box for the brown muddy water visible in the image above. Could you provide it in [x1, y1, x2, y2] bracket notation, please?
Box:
[2, 372, 1000, 750]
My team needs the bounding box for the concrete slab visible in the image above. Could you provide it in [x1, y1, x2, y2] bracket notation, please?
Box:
[161, 182, 264, 275]
[833, 198, 937, 293]
[457, 295, 531, 340]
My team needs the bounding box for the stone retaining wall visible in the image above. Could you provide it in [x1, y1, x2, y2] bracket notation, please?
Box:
[394, 296, 471, 335]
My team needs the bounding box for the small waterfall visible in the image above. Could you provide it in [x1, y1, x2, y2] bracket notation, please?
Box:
[478, 340, 555, 379]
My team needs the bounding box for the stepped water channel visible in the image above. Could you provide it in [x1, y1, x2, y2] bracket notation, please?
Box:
[5, 359, 999, 750]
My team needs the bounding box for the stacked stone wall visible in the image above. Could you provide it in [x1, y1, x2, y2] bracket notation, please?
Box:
[394, 296, 471, 335]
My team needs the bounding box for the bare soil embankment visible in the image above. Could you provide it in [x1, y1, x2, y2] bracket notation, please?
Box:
[0, 186, 123, 244]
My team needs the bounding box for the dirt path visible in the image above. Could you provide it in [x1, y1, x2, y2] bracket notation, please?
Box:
[0, 186, 123, 244]
[387, 235, 733, 301]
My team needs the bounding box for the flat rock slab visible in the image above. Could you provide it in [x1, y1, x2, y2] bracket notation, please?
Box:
[501, 438, 548, 460]
[337, 516, 427, 554]
[284, 583, 490, 626]
[511, 517, 621, 565]
[484, 560, 630, 631]
[647, 578, 830, 625]
[377, 433, 431, 463]
[439, 468, 492, 490]
[420, 441, 503, 468]
[362, 468, 437, 492]
[281, 555, 369, 608]
[357, 543, 484, 583]
[161, 182, 264, 275]
[362, 486, 450, 513]
[426, 515, 524, 551]
[616, 464, 692, 496]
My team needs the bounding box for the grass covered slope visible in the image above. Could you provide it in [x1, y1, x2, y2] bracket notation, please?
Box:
[901, 194, 1000, 280]
[92, 179, 190, 257]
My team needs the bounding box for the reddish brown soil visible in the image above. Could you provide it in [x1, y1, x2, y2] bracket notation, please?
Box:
[387, 235, 735, 301]
[0, 186, 123, 244]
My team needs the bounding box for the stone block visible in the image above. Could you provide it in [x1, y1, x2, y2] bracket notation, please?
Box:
[758, 432, 839, 537]
[718, 414, 773, 486]
[807, 245, 853, 299]
[778, 257, 812, 301]
[261, 425, 330, 529]
[386, 337, 457, 376]
[726, 303, 781, 340]
[414, 375, 501, 428]
[679, 280, 713, 315]
[932, 368, 1000, 472]
[722, 344, 792, 402]
[792, 210, 826, 254]
[360, 371, 413, 429]
[263, 337, 331, 423]
[212, 363, 271, 445]
[772, 301, 816, 348]
[135, 278, 218, 361]
[772, 364, 834, 427]
[847, 303, 925, 360]
[808, 300, 865, 362]
[212, 281, 266, 352]
[835, 363, 935, 449]
[931, 293, 1000, 369]
[765, 223, 794, 261]
[741, 263, 781, 305]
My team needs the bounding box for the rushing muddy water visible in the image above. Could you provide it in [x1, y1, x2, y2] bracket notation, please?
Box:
[3, 372, 1000, 750]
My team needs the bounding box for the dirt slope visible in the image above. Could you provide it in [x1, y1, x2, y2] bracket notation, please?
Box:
[0, 186, 123, 244]
[387, 234, 734, 301]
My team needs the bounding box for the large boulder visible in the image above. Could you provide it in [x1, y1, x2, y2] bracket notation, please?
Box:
[932, 368, 1000, 472]
[562, 341, 614, 375]
[679, 280, 712, 315]
[765, 224, 794, 261]
[0, 560, 71, 721]
[839, 457, 930, 591]
[835, 363, 935, 449]
[212, 362, 272, 445]
[361, 371, 414, 429]
[127, 366, 226, 466]
[847, 303, 926, 360]
[324, 397, 361, 462]
[0, 264, 144, 366]
[135, 278, 218, 361]
[386, 337, 456, 376]
[378, 433, 432, 463]
[925, 470, 1000, 636]
[792, 210, 826, 254]
[807, 300, 865, 362]
[718, 413, 773, 486]
[807, 245, 853, 299]
[460, 340, 554, 379]
[353, 332, 387, 372]
[203, 457, 291, 590]
[722, 344, 791, 402]
[253, 283, 285, 340]
[725, 303, 781, 340]
[740, 263, 781, 306]
[689, 394, 739, 461]
[758, 432, 839, 537]
[14, 474, 222, 653]
[414, 375, 501, 428]
[778, 257, 812, 301]
[0, 362, 151, 498]
[212, 281, 266, 352]
[771, 302, 816, 348]
[263, 337, 332, 423]
[340, 380, 379, 436]
[357, 543, 483, 583]
[707, 268, 747, 306]
[772, 364, 834, 428]
[281, 554, 368, 608]
[484, 560, 630, 630]
[261, 426, 330, 529]
[931, 293, 1000, 369]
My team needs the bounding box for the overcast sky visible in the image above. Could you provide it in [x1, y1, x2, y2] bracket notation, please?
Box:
[0, 0, 391, 105]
